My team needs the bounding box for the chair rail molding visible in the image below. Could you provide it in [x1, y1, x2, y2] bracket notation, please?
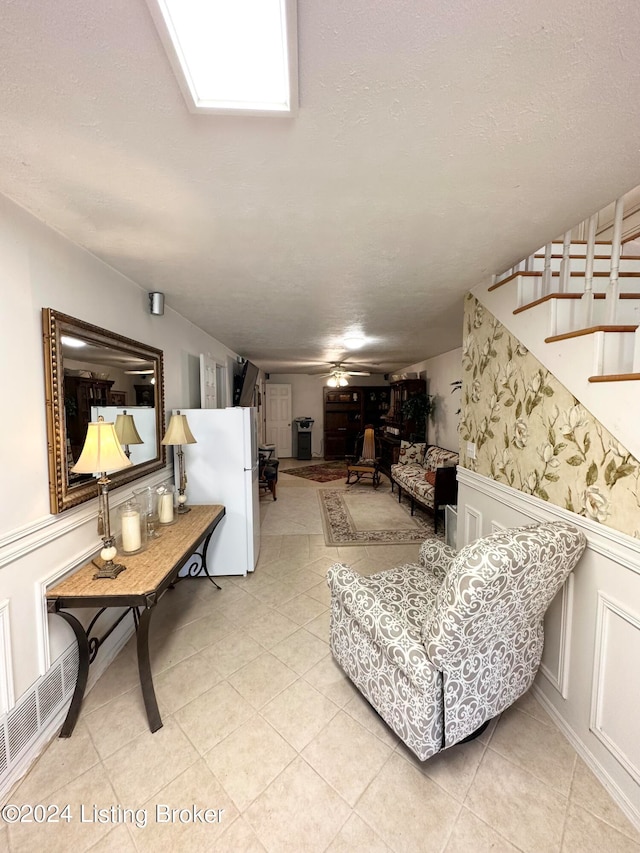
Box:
[0, 470, 173, 571]
[456, 467, 640, 575]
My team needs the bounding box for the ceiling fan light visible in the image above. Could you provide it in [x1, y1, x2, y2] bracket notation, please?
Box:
[338, 376, 349, 387]
[327, 376, 338, 387]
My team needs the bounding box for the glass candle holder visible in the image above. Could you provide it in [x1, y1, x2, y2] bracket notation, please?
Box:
[133, 486, 161, 540]
[118, 498, 143, 554]
[157, 484, 175, 525]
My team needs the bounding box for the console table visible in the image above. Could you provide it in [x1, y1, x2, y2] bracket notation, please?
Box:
[47, 504, 225, 737]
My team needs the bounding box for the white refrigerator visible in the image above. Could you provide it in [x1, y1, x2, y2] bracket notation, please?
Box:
[176, 407, 260, 576]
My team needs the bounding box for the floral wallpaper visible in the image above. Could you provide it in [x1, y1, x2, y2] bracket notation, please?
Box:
[459, 294, 640, 538]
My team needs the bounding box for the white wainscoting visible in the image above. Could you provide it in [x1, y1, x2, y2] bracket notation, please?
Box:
[457, 466, 640, 830]
[463, 504, 482, 546]
[591, 593, 640, 785]
[539, 574, 573, 699]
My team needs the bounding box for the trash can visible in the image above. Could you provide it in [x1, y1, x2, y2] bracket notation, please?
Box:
[292, 417, 314, 460]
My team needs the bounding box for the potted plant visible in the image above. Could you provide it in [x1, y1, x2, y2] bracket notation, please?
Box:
[402, 392, 434, 441]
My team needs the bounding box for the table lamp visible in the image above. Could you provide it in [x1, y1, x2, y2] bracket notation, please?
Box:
[71, 416, 132, 579]
[114, 410, 143, 459]
[161, 410, 196, 513]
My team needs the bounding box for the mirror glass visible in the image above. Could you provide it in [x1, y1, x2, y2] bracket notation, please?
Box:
[43, 308, 166, 513]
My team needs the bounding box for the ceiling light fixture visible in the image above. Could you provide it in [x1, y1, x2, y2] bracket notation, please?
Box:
[146, 0, 298, 116]
[343, 334, 366, 350]
[327, 372, 349, 388]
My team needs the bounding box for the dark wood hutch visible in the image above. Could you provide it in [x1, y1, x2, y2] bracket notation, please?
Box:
[379, 378, 427, 475]
[64, 375, 115, 464]
[323, 386, 391, 460]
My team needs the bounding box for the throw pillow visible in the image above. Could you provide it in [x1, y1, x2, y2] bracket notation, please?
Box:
[398, 440, 426, 465]
[424, 471, 436, 486]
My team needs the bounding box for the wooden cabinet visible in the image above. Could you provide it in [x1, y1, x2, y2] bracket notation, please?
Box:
[323, 386, 390, 460]
[378, 379, 427, 475]
[64, 376, 115, 463]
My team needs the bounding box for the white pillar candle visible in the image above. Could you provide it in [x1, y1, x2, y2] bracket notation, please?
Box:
[158, 493, 174, 524]
[121, 511, 141, 552]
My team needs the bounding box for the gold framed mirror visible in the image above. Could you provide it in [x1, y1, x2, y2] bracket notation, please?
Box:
[43, 308, 166, 513]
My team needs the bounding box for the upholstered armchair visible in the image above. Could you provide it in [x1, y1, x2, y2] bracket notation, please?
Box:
[327, 521, 586, 760]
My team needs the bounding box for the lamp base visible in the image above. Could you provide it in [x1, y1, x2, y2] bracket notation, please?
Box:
[177, 505, 191, 515]
[92, 559, 127, 580]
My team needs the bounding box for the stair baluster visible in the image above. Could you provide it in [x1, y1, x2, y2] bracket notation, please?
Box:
[542, 243, 552, 296]
[582, 213, 598, 327]
[559, 231, 571, 293]
[606, 197, 624, 323]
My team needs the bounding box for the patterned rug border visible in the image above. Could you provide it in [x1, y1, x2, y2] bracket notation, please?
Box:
[318, 488, 443, 546]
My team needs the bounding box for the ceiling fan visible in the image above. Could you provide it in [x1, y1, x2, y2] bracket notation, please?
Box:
[318, 361, 373, 376]
[316, 361, 374, 387]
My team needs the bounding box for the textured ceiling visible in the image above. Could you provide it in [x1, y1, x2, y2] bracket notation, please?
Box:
[1, 1, 640, 372]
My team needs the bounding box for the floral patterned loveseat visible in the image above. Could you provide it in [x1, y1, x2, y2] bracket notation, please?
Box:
[390, 442, 459, 532]
[327, 521, 586, 761]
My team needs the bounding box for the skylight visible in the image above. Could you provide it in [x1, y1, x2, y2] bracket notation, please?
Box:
[147, 0, 298, 116]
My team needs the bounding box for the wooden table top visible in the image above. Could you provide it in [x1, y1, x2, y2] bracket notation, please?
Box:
[47, 504, 225, 601]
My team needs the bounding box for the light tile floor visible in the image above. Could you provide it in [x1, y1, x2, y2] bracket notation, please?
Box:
[5, 463, 640, 852]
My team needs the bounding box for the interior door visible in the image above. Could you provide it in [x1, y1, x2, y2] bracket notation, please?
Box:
[200, 353, 218, 408]
[265, 384, 292, 457]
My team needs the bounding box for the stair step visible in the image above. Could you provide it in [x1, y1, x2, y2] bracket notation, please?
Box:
[514, 293, 640, 330]
[474, 264, 640, 461]
[545, 325, 638, 344]
[491, 270, 640, 290]
[533, 253, 640, 260]
[540, 240, 620, 258]
[588, 373, 640, 382]
[528, 256, 640, 274]
[515, 292, 640, 312]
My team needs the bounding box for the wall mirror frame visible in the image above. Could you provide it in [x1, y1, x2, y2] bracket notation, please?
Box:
[43, 308, 166, 514]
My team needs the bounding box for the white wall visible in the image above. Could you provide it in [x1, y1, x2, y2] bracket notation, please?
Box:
[266, 373, 388, 457]
[400, 348, 462, 451]
[0, 192, 237, 746]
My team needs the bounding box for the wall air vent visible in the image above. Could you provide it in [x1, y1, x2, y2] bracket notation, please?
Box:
[0, 643, 78, 796]
[37, 663, 63, 727]
[8, 692, 38, 762]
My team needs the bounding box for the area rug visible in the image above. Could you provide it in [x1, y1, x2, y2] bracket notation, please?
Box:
[283, 461, 349, 482]
[319, 487, 444, 545]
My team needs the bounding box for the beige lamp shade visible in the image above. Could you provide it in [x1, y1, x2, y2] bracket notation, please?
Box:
[114, 411, 143, 446]
[162, 412, 197, 446]
[71, 418, 133, 475]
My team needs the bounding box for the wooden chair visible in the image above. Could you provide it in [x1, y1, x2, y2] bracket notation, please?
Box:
[346, 425, 381, 488]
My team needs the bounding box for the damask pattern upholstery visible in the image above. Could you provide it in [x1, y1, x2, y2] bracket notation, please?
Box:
[397, 440, 426, 465]
[327, 520, 586, 761]
[390, 444, 459, 526]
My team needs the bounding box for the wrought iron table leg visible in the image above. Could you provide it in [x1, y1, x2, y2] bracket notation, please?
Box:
[199, 529, 221, 590]
[57, 610, 90, 738]
[136, 606, 162, 732]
